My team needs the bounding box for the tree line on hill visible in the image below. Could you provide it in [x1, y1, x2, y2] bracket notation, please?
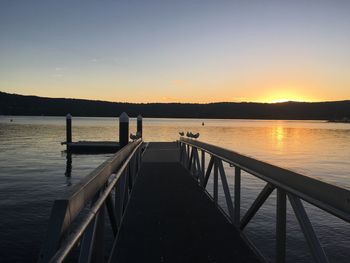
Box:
[0, 91, 349, 120]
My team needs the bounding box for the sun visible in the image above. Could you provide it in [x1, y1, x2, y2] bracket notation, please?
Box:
[261, 89, 310, 103]
[268, 98, 308, 103]
[270, 98, 293, 103]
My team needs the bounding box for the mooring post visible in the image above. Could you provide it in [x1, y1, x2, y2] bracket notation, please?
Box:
[66, 114, 72, 145]
[119, 112, 129, 148]
[137, 114, 143, 138]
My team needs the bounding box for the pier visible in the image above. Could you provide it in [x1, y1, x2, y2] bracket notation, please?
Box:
[38, 118, 350, 263]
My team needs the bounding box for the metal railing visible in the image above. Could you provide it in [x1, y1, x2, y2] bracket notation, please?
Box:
[179, 137, 350, 263]
[38, 139, 143, 263]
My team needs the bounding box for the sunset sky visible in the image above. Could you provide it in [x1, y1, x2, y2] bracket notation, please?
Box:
[1, 0, 349, 103]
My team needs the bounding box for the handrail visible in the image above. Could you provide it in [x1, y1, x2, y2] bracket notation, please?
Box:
[62, 139, 142, 229]
[38, 139, 143, 263]
[180, 137, 350, 222]
[179, 137, 350, 263]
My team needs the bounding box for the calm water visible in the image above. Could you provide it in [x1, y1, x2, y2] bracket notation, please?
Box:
[0, 116, 349, 262]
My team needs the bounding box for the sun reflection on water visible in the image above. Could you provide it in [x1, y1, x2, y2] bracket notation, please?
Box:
[272, 126, 285, 148]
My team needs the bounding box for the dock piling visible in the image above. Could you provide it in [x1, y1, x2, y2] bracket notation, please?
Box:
[119, 112, 129, 148]
[137, 115, 143, 138]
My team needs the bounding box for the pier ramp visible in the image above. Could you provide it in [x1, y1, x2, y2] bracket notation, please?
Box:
[110, 142, 259, 262]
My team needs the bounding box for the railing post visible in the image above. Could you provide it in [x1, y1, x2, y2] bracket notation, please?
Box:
[137, 114, 143, 138]
[192, 148, 199, 180]
[181, 143, 185, 166]
[106, 193, 118, 236]
[115, 176, 124, 227]
[119, 112, 129, 148]
[186, 145, 190, 166]
[234, 167, 241, 227]
[78, 191, 100, 263]
[124, 166, 130, 206]
[201, 150, 205, 186]
[214, 158, 218, 204]
[180, 142, 186, 167]
[188, 147, 194, 171]
[182, 143, 186, 167]
[276, 188, 286, 263]
[91, 204, 105, 263]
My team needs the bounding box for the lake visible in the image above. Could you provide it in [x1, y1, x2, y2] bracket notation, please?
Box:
[0, 116, 349, 262]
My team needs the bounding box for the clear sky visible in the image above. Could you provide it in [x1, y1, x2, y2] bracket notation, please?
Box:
[1, 0, 349, 103]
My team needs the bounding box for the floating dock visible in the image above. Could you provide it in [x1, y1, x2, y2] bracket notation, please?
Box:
[63, 112, 141, 154]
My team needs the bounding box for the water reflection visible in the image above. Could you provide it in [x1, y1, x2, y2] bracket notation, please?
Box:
[65, 153, 72, 177]
[272, 126, 285, 149]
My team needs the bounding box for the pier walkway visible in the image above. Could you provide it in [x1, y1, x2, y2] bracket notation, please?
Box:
[110, 142, 259, 262]
[39, 136, 350, 263]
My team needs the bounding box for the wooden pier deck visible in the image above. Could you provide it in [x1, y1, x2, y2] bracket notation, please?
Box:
[110, 142, 260, 262]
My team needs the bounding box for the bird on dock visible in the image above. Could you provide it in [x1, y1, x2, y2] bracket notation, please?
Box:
[186, 132, 200, 139]
[192, 133, 200, 139]
[179, 131, 184, 136]
[130, 133, 139, 141]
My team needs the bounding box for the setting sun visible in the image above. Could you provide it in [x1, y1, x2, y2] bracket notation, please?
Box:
[269, 98, 306, 103]
[258, 89, 313, 103]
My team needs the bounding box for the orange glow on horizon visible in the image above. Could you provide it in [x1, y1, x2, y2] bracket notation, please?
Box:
[256, 88, 316, 104]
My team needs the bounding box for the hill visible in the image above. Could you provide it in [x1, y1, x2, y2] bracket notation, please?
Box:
[0, 91, 349, 120]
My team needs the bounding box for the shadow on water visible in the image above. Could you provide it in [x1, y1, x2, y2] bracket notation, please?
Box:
[65, 152, 72, 186]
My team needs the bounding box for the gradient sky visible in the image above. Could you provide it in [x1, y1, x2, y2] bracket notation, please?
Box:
[1, 0, 350, 103]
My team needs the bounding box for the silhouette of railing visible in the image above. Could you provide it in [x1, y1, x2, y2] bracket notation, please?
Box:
[179, 137, 350, 263]
[38, 139, 143, 263]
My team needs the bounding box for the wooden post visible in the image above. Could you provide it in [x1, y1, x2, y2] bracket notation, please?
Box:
[214, 159, 218, 204]
[119, 112, 129, 148]
[234, 167, 241, 227]
[137, 114, 143, 138]
[66, 114, 72, 146]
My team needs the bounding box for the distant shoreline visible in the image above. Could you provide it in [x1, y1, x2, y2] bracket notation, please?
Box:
[0, 115, 336, 122]
[1, 91, 350, 120]
[328, 118, 350, 123]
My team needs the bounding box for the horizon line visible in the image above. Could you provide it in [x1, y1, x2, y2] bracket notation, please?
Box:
[1, 91, 350, 105]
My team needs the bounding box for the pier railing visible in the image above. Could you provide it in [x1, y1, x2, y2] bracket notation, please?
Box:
[179, 137, 350, 263]
[38, 139, 143, 263]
